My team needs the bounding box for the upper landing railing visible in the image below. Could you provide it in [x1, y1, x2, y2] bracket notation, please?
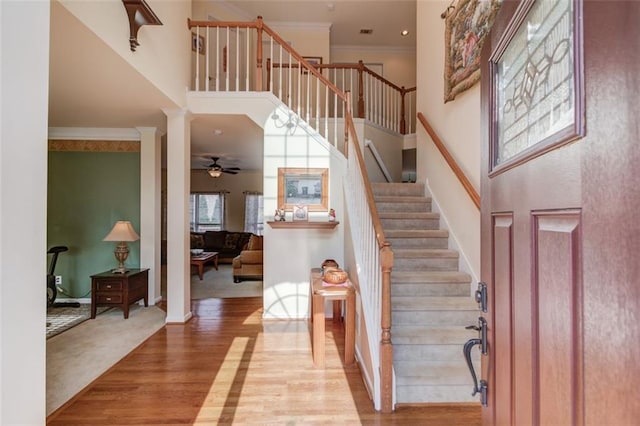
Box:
[187, 17, 416, 138]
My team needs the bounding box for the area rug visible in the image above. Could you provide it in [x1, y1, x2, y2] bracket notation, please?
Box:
[46, 304, 109, 339]
[190, 264, 263, 299]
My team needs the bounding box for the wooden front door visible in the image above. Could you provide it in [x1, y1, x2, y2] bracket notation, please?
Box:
[480, 1, 640, 425]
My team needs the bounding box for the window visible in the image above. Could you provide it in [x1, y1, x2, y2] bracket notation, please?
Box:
[243, 192, 263, 235]
[190, 192, 227, 231]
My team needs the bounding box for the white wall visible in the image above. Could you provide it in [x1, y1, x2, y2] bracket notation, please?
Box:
[59, 0, 191, 106]
[330, 46, 416, 89]
[0, 1, 50, 423]
[416, 0, 481, 279]
[262, 107, 346, 319]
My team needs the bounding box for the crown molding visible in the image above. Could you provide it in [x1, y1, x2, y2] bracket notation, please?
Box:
[48, 127, 141, 141]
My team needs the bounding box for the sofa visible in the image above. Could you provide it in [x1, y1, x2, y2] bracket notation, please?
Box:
[190, 231, 253, 264]
[232, 234, 263, 282]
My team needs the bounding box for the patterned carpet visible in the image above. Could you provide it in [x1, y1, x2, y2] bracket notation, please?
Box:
[46, 304, 108, 339]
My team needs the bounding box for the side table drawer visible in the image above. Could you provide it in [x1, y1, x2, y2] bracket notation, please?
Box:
[96, 281, 123, 291]
[96, 293, 123, 304]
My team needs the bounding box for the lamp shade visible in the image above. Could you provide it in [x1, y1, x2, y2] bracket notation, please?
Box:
[103, 220, 140, 242]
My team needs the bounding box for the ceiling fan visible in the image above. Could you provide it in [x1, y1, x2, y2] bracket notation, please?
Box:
[206, 157, 241, 177]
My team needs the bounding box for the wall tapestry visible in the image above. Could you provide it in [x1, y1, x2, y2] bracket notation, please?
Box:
[443, 0, 502, 103]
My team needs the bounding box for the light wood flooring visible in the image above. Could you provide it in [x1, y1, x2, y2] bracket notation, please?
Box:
[47, 297, 480, 425]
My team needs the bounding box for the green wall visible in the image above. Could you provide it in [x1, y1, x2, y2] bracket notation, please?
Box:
[47, 151, 140, 298]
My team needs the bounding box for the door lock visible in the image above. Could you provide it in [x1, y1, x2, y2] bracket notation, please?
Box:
[475, 282, 487, 312]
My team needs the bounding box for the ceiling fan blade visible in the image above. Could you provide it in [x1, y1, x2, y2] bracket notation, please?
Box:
[225, 167, 241, 171]
[222, 170, 238, 174]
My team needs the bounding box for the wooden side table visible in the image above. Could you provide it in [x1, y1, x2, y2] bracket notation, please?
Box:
[190, 251, 219, 280]
[310, 268, 356, 368]
[90, 268, 149, 319]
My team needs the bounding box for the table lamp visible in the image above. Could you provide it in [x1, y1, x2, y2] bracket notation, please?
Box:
[103, 220, 140, 273]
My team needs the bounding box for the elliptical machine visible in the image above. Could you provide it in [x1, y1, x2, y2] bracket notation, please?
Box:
[47, 246, 79, 308]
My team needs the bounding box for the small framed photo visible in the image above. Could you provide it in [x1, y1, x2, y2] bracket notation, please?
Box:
[191, 33, 205, 55]
[292, 204, 309, 221]
[302, 56, 322, 74]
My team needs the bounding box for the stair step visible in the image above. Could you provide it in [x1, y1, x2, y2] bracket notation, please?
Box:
[380, 216, 440, 230]
[393, 309, 478, 326]
[393, 326, 477, 345]
[392, 269, 472, 293]
[396, 385, 477, 403]
[387, 230, 448, 249]
[372, 182, 424, 197]
[392, 296, 478, 311]
[393, 249, 459, 271]
[391, 270, 471, 283]
[375, 196, 432, 213]
[394, 344, 463, 361]
[395, 360, 478, 386]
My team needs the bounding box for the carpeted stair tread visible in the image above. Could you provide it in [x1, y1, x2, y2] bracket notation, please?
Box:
[392, 296, 478, 311]
[394, 249, 459, 258]
[391, 270, 471, 283]
[386, 229, 448, 238]
[372, 182, 425, 197]
[379, 212, 440, 219]
[375, 195, 432, 203]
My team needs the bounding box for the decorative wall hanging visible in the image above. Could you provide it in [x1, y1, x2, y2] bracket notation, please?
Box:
[443, 0, 502, 102]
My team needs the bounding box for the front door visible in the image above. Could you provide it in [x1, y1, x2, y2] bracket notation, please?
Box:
[480, 1, 640, 425]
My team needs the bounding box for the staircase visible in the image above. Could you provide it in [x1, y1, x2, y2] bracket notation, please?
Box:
[372, 182, 479, 403]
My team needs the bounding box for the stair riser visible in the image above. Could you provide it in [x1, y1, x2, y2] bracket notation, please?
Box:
[376, 201, 431, 213]
[381, 219, 440, 230]
[396, 385, 478, 403]
[394, 258, 459, 270]
[394, 344, 463, 361]
[392, 283, 469, 297]
[392, 311, 478, 326]
[396, 361, 479, 386]
[388, 237, 448, 249]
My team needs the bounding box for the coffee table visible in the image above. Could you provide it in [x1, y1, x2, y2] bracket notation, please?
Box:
[190, 252, 219, 280]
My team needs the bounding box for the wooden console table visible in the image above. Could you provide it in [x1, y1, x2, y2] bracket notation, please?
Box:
[90, 268, 149, 319]
[310, 268, 355, 368]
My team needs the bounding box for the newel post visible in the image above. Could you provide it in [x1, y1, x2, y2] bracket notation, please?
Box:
[357, 61, 365, 119]
[400, 86, 407, 135]
[255, 16, 264, 91]
[380, 242, 394, 413]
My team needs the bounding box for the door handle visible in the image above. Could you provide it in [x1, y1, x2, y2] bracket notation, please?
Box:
[465, 316, 487, 355]
[475, 282, 487, 312]
[463, 337, 488, 406]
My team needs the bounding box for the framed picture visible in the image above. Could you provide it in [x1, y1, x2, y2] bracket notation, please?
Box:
[488, 0, 584, 175]
[292, 205, 309, 221]
[277, 167, 328, 212]
[443, 0, 502, 102]
[302, 56, 322, 74]
[191, 32, 205, 55]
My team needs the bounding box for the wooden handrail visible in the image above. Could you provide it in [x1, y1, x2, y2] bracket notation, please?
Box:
[417, 112, 480, 210]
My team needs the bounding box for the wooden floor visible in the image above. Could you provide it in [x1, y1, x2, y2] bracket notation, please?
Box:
[47, 297, 481, 425]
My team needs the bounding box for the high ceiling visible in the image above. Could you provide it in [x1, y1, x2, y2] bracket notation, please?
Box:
[48, 1, 416, 171]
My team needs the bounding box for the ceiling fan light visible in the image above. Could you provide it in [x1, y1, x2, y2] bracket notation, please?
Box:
[207, 168, 222, 178]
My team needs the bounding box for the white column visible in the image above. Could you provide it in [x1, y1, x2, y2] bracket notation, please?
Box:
[163, 109, 192, 323]
[138, 127, 162, 305]
[0, 1, 50, 423]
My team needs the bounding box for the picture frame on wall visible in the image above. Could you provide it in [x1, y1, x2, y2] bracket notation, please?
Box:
[302, 56, 322, 74]
[277, 167, 328, 212]
[191, 32, 205, 55]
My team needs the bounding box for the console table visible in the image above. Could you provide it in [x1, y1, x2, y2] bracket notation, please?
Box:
[310, 268, 355, 368]
[90, 268, 149, 319]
